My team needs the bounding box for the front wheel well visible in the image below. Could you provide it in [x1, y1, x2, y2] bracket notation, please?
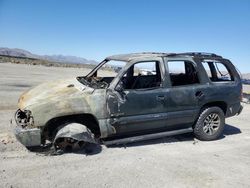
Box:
[42, 114, 101, 141]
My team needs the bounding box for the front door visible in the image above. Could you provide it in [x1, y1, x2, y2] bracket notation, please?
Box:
[107, 59, 168, 135]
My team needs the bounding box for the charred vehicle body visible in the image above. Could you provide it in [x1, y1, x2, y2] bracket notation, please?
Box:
[14, 52, 243, 151]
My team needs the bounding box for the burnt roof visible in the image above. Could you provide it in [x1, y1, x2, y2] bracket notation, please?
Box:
[107, 52, 223, 61]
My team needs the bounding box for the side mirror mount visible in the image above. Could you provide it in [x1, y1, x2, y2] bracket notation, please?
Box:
[114, 80, 128, 101]
[115, 81, 124, 93]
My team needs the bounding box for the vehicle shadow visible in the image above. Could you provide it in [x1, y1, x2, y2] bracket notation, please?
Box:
[66, 124, 241, 153]
[74, 143, 102, 156]
[30, 143, 102, 156]
[107, 124, 241, 148]
[219, 124, 241, 139]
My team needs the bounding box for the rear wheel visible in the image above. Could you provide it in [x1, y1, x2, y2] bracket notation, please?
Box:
[194, 107, 225, 141]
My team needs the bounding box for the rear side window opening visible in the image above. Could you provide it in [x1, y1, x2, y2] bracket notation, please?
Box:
[167, 60, 200, 86]
[202, 60, 234, 82]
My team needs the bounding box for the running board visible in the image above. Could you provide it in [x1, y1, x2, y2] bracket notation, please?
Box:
[103, 127, 193, 146]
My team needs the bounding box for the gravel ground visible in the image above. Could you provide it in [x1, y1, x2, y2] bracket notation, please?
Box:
[243, 84, 250, 93]
[0, 63, 250, 188]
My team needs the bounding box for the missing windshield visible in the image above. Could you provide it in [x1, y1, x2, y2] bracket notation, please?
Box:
[77, 60, 127, 89]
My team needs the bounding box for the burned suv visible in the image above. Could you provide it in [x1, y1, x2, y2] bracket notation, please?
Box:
[15, 52, 243, 151]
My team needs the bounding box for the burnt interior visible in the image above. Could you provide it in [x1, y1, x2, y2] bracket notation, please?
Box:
[121, 61, 162, 89]
[203, 61, 235, 82]
[168, 61, 199, 86]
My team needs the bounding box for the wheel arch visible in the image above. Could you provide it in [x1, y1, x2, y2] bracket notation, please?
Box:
[201, 101, 227, 115]
[193, 102, 226, 141]
[42, 113, 101, 141]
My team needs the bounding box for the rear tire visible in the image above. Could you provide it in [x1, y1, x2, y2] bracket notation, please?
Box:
[194, 107, 225, 141]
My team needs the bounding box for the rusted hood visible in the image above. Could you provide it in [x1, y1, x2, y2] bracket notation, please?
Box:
[18, 78, 94, 110]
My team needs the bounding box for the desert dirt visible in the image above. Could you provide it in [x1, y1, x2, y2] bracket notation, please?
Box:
[0, 63, 250, 188]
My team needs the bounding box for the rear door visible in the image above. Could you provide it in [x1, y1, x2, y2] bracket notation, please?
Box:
[163, 57, 201, 128]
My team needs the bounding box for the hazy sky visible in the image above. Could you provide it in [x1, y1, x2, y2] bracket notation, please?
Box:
[0, 0, 249, 72]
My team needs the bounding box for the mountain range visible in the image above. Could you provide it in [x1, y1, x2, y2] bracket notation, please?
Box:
[1, 47, 249, 79]
[0, 47, 98, 65]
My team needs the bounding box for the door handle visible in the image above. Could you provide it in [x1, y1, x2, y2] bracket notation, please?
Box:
[156, 95, 166, 102]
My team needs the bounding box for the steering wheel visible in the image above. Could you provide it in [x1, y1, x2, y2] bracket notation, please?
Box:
[131, 73, 141, 89]
[92, 77, 103, 82]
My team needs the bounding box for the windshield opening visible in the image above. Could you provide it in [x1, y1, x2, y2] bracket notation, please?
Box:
[77, 59, 127, 89]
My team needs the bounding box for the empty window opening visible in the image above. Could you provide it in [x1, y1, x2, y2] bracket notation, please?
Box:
[202, 61, 234, 82]
[167, 60, 199, 86]
[120, 61, 162, 90]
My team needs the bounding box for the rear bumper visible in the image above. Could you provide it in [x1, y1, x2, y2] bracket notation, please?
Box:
[226, 103, 243, 117]
[14, 126, 41, 147]
[237, 105, 243, 115]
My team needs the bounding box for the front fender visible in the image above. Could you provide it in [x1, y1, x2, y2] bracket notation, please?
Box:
[54, 123, 97, 145]
[24, 91, 107, 128]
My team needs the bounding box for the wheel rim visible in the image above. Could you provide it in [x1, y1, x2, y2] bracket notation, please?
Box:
[203, 113, 220, 135]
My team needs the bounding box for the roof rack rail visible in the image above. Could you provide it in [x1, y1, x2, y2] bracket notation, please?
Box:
[171, 52, 222, 58]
